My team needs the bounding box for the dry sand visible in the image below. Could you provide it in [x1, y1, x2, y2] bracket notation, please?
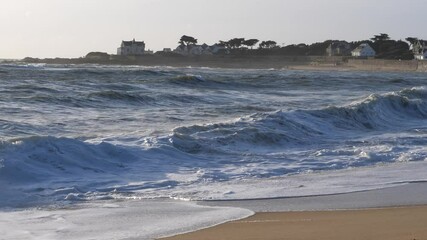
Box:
[162, 205, 427, 240]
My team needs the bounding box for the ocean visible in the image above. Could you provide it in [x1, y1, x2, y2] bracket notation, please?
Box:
[1, 63, 427, 238]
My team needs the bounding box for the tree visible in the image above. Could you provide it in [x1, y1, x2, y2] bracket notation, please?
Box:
[218, 40, 230, 48]
[179, 35, 198, 46]
[370, 33, 390, 42]
[405, 37, 418, 48]
[243, 39, 259, 49]
[259, 40, 277, 49]
[228, 38, 245, 49]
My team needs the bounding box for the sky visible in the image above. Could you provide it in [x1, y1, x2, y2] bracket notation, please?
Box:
[1, 0, 426, 59]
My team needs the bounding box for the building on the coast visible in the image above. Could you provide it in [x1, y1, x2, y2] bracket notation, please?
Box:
[417, 50, 427, 60]
[208, 44, 228, 54]
[326, 41, 352, 56]
[351, 43, 376, 58]
[189, 45, 204, 55]
[174, 44, 211, 56]
[174, 44, 189, 55]
[117, 39, 145, 56]
[413, 40, 427, 60]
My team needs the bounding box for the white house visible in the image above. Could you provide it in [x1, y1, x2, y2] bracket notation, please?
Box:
[174, 44, 208, 55]
[208, 44, 228, 54]
[415, 50, 427, 60]
[189, 45, 204, 55]
[326, 41, 352, 56]
[174, 44, 189, 55]
[413, 40, 427, 60]
[351, 43, 376, 58]
[117, 39, 145, 56]
[174, 43, 227, 56]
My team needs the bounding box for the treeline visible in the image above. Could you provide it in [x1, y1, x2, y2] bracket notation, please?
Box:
[178, 35, 277, 50]
[179, 33, 423, 60]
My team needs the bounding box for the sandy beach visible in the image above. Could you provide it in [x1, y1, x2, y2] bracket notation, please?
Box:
[162, 183, 427, 240]
[163, 205, 427, 240]
[166, 206, 427, 240]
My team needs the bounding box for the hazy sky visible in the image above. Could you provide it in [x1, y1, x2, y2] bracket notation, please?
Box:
[1, 0, 426, 59]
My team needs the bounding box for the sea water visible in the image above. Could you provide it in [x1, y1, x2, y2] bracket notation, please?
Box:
[1, 63, 427, 238]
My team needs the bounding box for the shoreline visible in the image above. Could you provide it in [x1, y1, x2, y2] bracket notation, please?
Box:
[161, 182, 427, 239]
[199, 182, 427, 212]
[2, 183, 427, 239]
[162, 205, 427, 240]
[13, 55, 427, 72]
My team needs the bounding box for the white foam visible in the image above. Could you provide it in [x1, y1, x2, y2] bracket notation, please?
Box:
[155, 161, 427, 201]
[0, 200, 252, 240]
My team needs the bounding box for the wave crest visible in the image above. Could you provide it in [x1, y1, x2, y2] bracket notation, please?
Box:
[0, 136, 136, 183]
[170, 87, 427, 154]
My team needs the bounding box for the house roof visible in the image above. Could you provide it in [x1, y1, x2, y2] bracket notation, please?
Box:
[352, 43, 374, 53]
[122, 39, 145, 47]
[417, 40, 427, 45]
[329, 41, 351, 49]
[415, 49, 427, 56]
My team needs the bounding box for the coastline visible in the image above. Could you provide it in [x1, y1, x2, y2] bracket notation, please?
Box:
[3, 185, 426, 240]
[162, 205, 427, 240]
[161, 183, 427, 240]
[16, 55, 427, 72]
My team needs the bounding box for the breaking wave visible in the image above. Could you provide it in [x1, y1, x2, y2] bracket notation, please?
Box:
[170, 87, 427, 153]
[0, 136, 136, 182]
[309, 87, 427, 130]
[0, 136, 141, 207]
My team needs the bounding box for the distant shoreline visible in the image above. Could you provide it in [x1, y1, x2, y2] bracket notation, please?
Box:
[15, 55, 427, 72]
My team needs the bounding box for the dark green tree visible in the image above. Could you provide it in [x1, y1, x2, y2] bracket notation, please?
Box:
[228, 38, 245, 49]
[243, 39, 259, 49]
[371, 33, 390, 42]
[405, 37, 418, 48]
[179, 35, 198, 46]
[218, 40, 232, 49]
[259, 40, 277, 49]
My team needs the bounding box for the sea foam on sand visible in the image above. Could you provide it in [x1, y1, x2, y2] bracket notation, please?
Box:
[0, 200, 253, 240]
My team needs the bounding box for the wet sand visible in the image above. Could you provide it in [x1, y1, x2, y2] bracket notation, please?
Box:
[163, 205, 427, 240]
[162, 183, 427, 240]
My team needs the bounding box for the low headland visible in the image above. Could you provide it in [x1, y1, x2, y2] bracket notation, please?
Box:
[17, 33, 427, 72]
[19, 54, 427, 72]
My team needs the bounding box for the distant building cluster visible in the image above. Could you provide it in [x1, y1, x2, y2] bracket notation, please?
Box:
[173, 44, 227, 56]
[326, 42, 376, 58]
[116, 39, 227, 57]
[116, 36, 427, 61]
[116, 39, 381, 59]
